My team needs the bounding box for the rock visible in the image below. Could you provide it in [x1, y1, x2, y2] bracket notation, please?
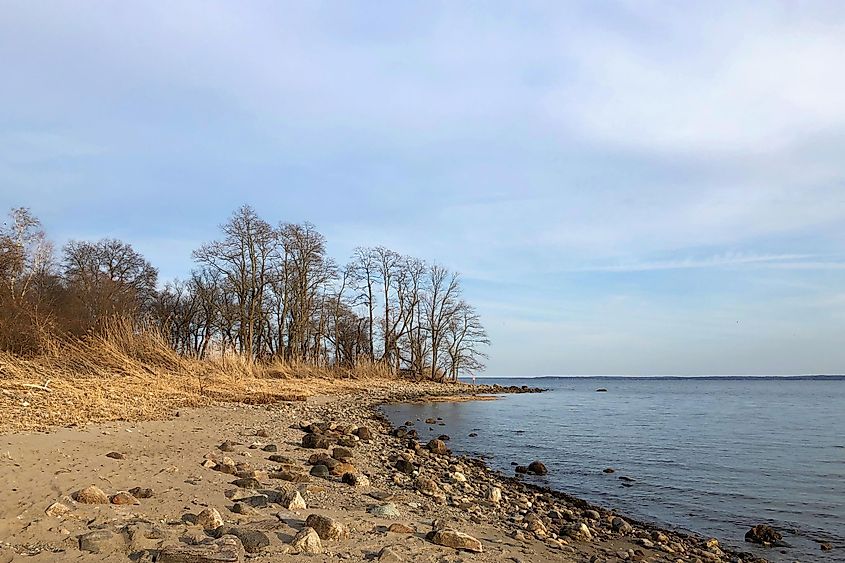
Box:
[468, 432, 478, 437]
[45, 501, 71, 518]
[354, 426, 373, 441]
[219, 440, 237, 452]
[341, 472, 370, 488]
[426, 439, 448, 455]
[310, 464, 330, 478]
[78, 529, 123, 554]
[290, 526, 323, 554]
[515, 466, 528, 474]
[302, 433, 332, 449]
[584, 509, 600, 520]
[414, 477, 443, 498]
[596, 388, 608, 392]
[368, 502, 401, 518]
[330, 462, 356, 477]
[745, 524, 783, 546]
[821, 542, 833, 551]
[378, 546, 404, 562]
[231, 477, 261, 489]
[158, 536, 244, 563]
[214, 527, 270, 554]
[197, 507, 225, 530]
[256, 429, 270, 438]
[651, 530, 669, 543]
[305, 514, 350, 541]
[72, 485, 109, 504]
[129, 487, 154, 499]
[332, 447, 353, 461]
[268, 454, 296, 464]
[603, 468, 615, 474]
[563, 522, 593, 542]
[388, 523, 415, 534]
[394, 459, 415, 474]
[527, 460, 548, 475]
[110, 491, 140, 505]
[425, 418, 436, 424]
[611, 517, 632, 534]
[231, 502, 258, 515]
[262, 444, 277, 452]
[337, 435, 357, 448]
[486, 486, 502, 504]
[427, 528, 483, 553]
[278, 489, 307, 510]
[105, 451, 125, 460]
[437, 434, 450, 441]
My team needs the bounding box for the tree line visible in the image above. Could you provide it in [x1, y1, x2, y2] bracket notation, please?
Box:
[0, 205, 489, 381]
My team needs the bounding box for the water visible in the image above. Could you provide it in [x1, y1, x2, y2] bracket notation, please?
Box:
[382, 377, 845, 562]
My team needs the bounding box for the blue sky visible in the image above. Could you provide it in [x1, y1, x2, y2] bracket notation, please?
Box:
[2, 1, 845, 375]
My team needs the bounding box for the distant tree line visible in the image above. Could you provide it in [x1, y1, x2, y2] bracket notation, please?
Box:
[0, 205, 489, 381]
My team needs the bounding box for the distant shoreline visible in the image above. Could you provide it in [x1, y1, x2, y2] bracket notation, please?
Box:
[469, 374, 845, 381]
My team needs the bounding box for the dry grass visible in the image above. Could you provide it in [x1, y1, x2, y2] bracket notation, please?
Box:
[0, 321, 399, 434]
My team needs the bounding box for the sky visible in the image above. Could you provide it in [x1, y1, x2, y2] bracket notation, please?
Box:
[2, 1, 845, 376]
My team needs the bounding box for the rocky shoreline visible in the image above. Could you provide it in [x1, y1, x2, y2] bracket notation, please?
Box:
[0, 381, 768, 562]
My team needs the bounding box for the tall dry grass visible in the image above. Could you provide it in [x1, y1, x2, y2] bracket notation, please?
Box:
[0, 320, 398, 433]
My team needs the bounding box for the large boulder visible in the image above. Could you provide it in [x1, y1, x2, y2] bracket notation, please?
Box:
[426, 439, 448, 455]
[302, 433, 332, 449]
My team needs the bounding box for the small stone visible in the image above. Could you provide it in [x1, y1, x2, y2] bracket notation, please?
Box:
[78, 529, 122, 554]
[158, 536, 244, 563]
[354, 426, 373, 441]
[414, 477, 443, 498]
[564, 522, 593, 542]
[486, 486, 502, 504]
[310, 464, 330, 478]
[341, 472, 370, 488]
[231, 477, 261, 489]
[196, 507, 224, 530]
[388, 523, 415, 534]
[302, 433, 331, 449]
[110, 491, 140, 505]
[527, 460, 548, 475]
[611, 517, 633, 534]
[427, 528, 483, 553]
[821, 542, 833, 551]
[278, 489, 307, 511]
[305, 514, 350, 541]
[129, 487, 154, 499]
[426, 439, 448, 455]
[394, 459, 415, 474]
[290, 526, 323, 554]
[256, 429, 270, 437]
[332, 447, 353, 461]
[232, 502, 259, 515]
[262, 444, 277, 452]
[45, 501, 71, 518]
[744, 524, 782, 546]
[603, 468, 615, 474]
[72, 485, 109, 504]
[219, 441, 237, 452]
[105, 451, 125, 460]
[378, 546, 404, 562]
[368, 502, 401, 519]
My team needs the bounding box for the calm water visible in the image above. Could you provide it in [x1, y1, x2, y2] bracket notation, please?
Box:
[382, 377, 845, 562]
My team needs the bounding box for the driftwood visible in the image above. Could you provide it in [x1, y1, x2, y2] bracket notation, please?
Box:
[21, 379, 52, 393]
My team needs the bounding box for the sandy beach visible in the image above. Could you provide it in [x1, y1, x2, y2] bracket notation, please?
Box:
[0, 382, 761, 563]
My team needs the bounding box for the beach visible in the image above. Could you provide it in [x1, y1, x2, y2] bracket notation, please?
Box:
[0, 381, 761, 562]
